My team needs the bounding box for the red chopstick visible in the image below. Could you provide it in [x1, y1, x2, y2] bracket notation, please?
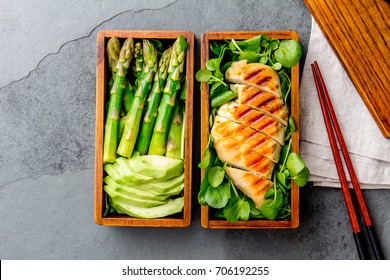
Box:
[311, 61, 384, 260]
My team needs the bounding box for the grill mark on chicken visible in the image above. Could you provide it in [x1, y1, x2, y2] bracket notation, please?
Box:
[254, 117, 275, 131]
[235, 86, 288, 126]
[255, 76, 272, 86]
[211, 131, 280, 163]
[244, 68, 264, 80]
[240, 111, 268, 126]
[233, 105, 251, 119]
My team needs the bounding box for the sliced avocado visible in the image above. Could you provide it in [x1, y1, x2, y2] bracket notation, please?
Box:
[104, 185, 168, 207]
[104, 173, 184, 193]
[104, 177, 171, 201]
[128, 155, 184, 180]
[133, 173, 184, 193]
[115, 157, 155, 183]
[103, 164, 129, 185]
[162, 182, 184, 196]
[111, 196, 184, 219]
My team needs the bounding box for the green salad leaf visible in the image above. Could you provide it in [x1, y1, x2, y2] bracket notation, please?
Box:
[195, 69, 213, 83]
[208, 166, 225, 187]
[287, 153, 310, 187]
[223, 196, 250, 222]
[274, 39, 302, 67]
[205, 182, 231, 209]
[259, 190, 283, 220]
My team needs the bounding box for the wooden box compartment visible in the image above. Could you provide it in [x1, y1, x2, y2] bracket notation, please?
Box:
[200, 31, 300, 229]
[95, 30, 194, 227]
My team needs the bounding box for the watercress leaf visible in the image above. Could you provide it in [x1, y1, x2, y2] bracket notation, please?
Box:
[214, 69, 224, 80]
[210, 82, 222, 97]
[278, 145, 290, 169]
[229, 40, 237, 51]
[205, 182, 231, 209]
[261, 39, 269, 47]
[264, 188, 275, 199]
[278, 182, 287, 195]
[247, 199, 261, 216]
[259, 200, 278, 220]
[274, 39, 302, 67]
[205, 58, 219, 71]
[259, 190, 283, 220]
[259, 56, 268, 64]
[223, 197, 250, 222]
[238, 51, 259, 63]
[195, 69, 212, 82]
[238, 202, 250, 221]
[211, 83, 228, 95]
[198, 149, 211, 168]
[221, 61, 233, 73]
[198, 183, 208, 205]
[276, 171, 286, 187]
[283, 169, 290, 178]
[289, 116, 296, 132]
[210, 42, 226, 56]
[286, 152, 306, 176]
[272, 62, 282, 70]
[292, 166, 310, 187]
[208, 166, 225, 187]
[274, 190, 284, 209]
[236, 35, 261, 53]
[269, 40, 280, 51]
[211, 90, 237, 108]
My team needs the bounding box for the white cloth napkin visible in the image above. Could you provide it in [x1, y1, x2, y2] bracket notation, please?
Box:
[300, 17, 390, 189]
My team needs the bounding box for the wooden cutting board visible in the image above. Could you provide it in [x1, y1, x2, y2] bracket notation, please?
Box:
[304, 0, 390, 138]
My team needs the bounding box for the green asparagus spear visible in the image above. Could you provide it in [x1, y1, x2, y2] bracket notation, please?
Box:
[107, 37, 120, 77]
[122, 79, 134, 114]
[148, 35, 187, 155]
[107, 36, 134, 115]
[132, 42, 144, 88]
[135, 47, 172, 155]
[118, 116, 126, 142]
[165, 101, 183, 159]
[103, 37, 134, 164]
[117, 40, 158, 158]
[107, 36, 120, 95]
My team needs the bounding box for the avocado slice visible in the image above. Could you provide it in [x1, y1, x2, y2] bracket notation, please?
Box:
[103, 164, 129, 185]
[111, 196, 184, 219]
[104, 175, 184, 197]
[115, 157, 155, 183]
[104, 177, 170, 201]
[104, 185, 168, 207]
[128, 155, 184, 180]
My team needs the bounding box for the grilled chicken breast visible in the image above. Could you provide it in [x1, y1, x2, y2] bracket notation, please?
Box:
[217, 101, 286, 145]
[208, 60, 288, 209]
[230, 84, 288, 126]
[225, 60, 282, 97]
[211, 115, 281, 163]
[213, 134, 275, 178]
[225, 167, 273, 208]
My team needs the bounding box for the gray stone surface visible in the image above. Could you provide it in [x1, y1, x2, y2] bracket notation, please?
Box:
[0, 0, 388, 260]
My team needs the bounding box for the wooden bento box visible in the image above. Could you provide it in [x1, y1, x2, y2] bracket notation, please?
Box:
[95, 30, 194, 227]
[200, 31, 300, 229]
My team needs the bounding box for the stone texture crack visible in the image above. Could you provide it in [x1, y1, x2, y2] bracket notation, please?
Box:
[0, 0, 180, 91]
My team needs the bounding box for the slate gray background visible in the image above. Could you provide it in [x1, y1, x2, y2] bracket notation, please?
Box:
[0, 0, 389, 260]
